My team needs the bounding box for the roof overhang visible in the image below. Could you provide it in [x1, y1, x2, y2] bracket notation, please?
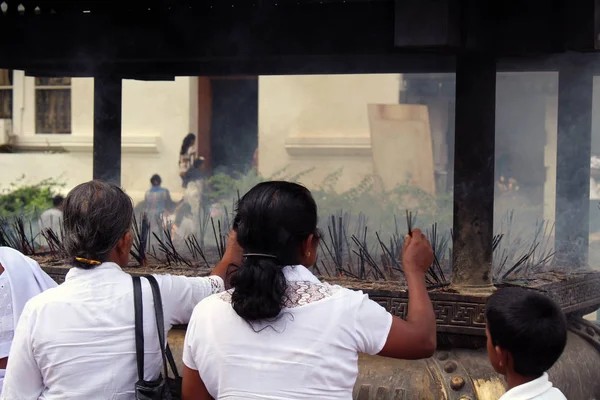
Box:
[0, 0, 599, 78]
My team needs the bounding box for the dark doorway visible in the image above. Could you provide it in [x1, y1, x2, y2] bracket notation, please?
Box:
[209, 78, 258, 175]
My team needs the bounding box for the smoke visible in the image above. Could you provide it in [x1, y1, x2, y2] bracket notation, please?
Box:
[5, 69, 600, 277]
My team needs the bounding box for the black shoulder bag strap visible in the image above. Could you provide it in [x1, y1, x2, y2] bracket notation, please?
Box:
[133, 276, 145, 382]
[132, 275, 172, 400]
[144, 275, 181, 380]
[165, 343, 180, 378]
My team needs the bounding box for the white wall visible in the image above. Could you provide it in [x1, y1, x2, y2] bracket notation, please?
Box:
[2, 73, 403, 203]
[0, 153, 92, 194]
[258, 74, 401, 192]
[120, 78, 194, 201]
[0, 75, 197, 204]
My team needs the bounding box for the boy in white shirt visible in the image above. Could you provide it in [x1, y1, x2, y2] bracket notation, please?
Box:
[485, 288, 567, 400]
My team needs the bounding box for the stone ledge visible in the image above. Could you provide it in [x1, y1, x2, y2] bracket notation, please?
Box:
[12, 135, 160, 153]
[284, 136, 372, 157]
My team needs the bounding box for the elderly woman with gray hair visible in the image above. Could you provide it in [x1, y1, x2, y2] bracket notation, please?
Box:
[1, 180, 239, 399]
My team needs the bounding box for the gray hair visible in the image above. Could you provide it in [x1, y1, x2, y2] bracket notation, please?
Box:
[63, 180, 133, 269]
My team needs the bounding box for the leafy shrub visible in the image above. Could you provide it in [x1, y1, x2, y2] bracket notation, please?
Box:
[204, 167, 454, 240]
[0, 177, 64, 218]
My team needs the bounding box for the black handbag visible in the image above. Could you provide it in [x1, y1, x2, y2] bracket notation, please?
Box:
[132, 275, 183, 400]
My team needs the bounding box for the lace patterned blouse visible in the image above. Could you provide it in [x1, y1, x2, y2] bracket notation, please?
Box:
[183, 264, 393, 400]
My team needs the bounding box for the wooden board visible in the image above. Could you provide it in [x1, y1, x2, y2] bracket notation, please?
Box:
[367, 104, 436, 194]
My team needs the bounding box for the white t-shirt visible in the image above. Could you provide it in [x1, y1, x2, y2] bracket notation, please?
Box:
[0, 262, 224, 400]
[183, 265, 393, 400]
[39, 208, 63, 235]
[499, 373, 566, 400]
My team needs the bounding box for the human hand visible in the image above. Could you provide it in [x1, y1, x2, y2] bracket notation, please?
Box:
[402, 229, 434, 276]
[222, 229, 243, 264]
[211, 230, 243, 283]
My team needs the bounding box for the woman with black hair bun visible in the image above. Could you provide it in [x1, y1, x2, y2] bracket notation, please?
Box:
[182, 181, 438, 400]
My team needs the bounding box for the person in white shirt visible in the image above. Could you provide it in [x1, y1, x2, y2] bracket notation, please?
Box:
[173, 203, 197, 243]
[38, 195, 64, 247]
[0, 180, 238, 400]
[485, 287, 567, 400]
[181, 181, 437, 400]
[0, 247, 57, 394]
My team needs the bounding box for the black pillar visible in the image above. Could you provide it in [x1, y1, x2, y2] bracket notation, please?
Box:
[555, 65, 593, 268]
[93, 77, 122, 185]
[451, 52, 496, 290]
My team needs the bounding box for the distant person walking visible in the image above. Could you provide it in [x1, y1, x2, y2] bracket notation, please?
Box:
[144, 174, 175, 221]
[39, 195, 64, 236]
[179, 133, 198, 185]
[183, 158, 208, 218]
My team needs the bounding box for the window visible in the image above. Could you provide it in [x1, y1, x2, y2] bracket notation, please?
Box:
[0, 69, 12, 119]
[35, 77, 71, 134]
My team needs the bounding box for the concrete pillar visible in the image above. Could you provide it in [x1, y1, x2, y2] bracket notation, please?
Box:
[93, 77, 122, 185]
[555, 65, 593, 268]
[451, 52, 496, 291]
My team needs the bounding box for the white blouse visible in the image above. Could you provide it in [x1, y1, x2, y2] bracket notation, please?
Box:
[183, 265, 393, 400]
[1, 263, 224, 400]
[0, 274, 13, 359]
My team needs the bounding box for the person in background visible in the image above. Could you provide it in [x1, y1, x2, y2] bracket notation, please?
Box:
[485, 287, 567, 400]
[179, 133, 198, 185]
[181, 181, 436, 400]
[183, 157, 207, 189]
[144, 174, 176, 221]
[39, 195, 64, 235]
[1, 180, 241, 399]
[172, 203, 196, 242]
[590, 155, 600, 233]
[0, 247, 57, 394]
[183, 158, 207, 218]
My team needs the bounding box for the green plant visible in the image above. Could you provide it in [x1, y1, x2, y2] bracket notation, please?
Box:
[204, 166, 454, 254]
[204, 166, 303, 207]
[205, 169, 264, 205]
[0, 177, 65, 218]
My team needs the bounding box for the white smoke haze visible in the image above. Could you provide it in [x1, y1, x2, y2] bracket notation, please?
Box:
[1, 70, 600, 283]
